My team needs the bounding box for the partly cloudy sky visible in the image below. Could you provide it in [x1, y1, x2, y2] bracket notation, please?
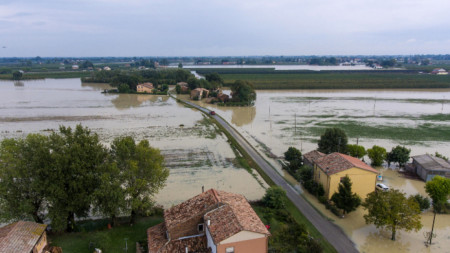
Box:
[0, 0, 449, 57]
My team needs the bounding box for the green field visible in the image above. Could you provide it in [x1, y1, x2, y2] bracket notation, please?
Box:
[193, 68, 450, 89]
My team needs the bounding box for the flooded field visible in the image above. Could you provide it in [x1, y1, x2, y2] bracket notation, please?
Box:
[0, 79, 268, 207]
[193, 89, 450, 253]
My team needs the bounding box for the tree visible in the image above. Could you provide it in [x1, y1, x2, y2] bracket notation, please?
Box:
[111, 136, 169, 224]
[412, 194, 430, 211]
[362, 189, 422, 241]
[175, 84, 181, 94]
[0, 134, 52, 223]
[434, 152, 449, 161]
[12, 71, 23, 80]
[205, 72, 223, 86]
[262, 186, 286, 209]
[178, 62, 183, 68]
[331, 176, 361, 215]
[46, 125, 108, 231]
[425, 176, 450, 244]
[81, 60, 94, 69]
[347, 144, 366, 159]
[230, 80, 256, 104]
[118, 83, 131, 93]
[317, 127, 348, 154]
[284, 147, 303, 173]
[367, 145, 386, 166]
[387, 146, 411, 168]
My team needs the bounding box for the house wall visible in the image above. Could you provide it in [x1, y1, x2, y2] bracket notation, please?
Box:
[217, 237, 268, 253]
[329, 168, 377, 199]
[304, 158, 314, 168]
[32, 232, 47, 253]
[220, 231, 265, 244]
[314, 166, 377, 199]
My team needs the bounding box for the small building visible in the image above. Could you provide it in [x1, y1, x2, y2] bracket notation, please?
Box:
[431, 68, 448, 75]
[103, 66, 111, 71]
[313, 152, 378, 199]
[409, 154, 450, 181]
[303, 150, 325, 168]
[71, 65, 79, 70]
[190, 88, 209, 100]
[0, 221, 48, 253]
[217, 93, 229, 103]
[137, 83, 154, 93]
[147, 189, 270, 253]
[177, 82, 189, 93]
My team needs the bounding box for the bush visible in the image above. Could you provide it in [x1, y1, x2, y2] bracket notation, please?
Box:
[413, 194, 431, 211]
[318, 196, 327, 204]
[262, 186, 287, 210]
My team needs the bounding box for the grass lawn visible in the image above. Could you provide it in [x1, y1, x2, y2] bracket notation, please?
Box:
[49, 216, 163, 253]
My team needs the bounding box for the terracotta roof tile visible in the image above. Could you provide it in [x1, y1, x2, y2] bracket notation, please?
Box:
[303, 150, 326, 163]
[315, 152, 378, 175]
[0, 221, 47, 253]
[164, 189, 219, 231]
[147, 223, 209, 253]
[205, 190, 270, 244]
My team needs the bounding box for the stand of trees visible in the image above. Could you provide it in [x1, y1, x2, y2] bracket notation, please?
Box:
[0, 125, 168, 232]
[317, 127, 348, 154]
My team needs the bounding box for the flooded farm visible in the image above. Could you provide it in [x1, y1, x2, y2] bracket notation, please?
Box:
[1, 78, 449, 252]
[0, 78, 268, 207]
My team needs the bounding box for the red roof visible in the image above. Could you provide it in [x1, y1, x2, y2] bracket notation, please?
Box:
[315, 152, 378, 175]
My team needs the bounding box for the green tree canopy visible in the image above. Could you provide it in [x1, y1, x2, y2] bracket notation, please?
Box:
[346, 144, 366, 159]
[205, 72, 224, 86]
[387, 146, 411, 168]
[362, 189, 422, 241]
[425, 176, 450, 213]
[47, 125, 108, 232]
[111, 136, 169, 224]
[367, 145, 387, 166]
[12, 71, 23, 80]
[284, 147, 303, 173]
[317, 127, 348, 154]
[0, 134, 52, 223]
[331, 176, 361, 215]
[262, 186, 287, 209]
[230, 80, 256, 104]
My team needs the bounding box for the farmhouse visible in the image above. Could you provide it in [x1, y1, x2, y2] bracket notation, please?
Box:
[147, 189, 270, 253]
[313, 152, 378, 199]
[409, 154, 450, 182]
[0, 221, 48, 253]
[137, 83, 154, 93]
[303, 150, 325, 168]
[431, 68, 448, 75]
[190, 88, 209, 100]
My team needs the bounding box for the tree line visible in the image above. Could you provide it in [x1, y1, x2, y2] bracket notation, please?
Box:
[0, 125, 169, 232]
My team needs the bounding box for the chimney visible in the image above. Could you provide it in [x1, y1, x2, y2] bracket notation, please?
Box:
[202, 186, 204, 193]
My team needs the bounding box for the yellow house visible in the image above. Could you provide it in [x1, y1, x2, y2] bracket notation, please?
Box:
[313, 152, 378, 199]
[137, 82, 154, 93]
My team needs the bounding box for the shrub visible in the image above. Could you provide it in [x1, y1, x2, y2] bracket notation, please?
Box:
[262, 186, 287, 210]
[412, 194, 431, 211]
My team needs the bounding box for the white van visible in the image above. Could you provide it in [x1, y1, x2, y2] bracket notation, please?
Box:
[376, 183, 389, 191]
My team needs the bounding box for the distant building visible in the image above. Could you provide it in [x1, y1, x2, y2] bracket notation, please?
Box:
[408, 154, 450, 181]
[431, 68, 448, 75]
[190, 88, 209, 100]
[147, 189, 270, 253]
[72, 65, 79, 70]
[177, 82, 189, 93]
[137, 83, 154, 93]
[313, 152, 378, 199]
[103, 66, 111, 71]
[0, 221, 48, 253]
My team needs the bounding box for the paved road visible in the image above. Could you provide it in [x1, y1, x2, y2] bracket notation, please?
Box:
[180, 98, 359, 253]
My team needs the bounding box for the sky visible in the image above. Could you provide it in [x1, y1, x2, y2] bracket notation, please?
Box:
[0, 0, 449, 57]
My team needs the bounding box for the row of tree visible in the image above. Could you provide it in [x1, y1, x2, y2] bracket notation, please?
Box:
[318, 127, 413, 167]
[0, 125, 169, 232]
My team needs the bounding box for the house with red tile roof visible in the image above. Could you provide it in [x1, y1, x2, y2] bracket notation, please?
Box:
[147, 189, 270, 253]
[0, 221, 48, 253]
[303, 150, 326, 168]
[312, 152, 378, 199]
[137, 83, 154, 93]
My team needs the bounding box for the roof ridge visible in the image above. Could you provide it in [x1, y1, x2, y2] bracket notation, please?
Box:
[211, 189, 221, 203]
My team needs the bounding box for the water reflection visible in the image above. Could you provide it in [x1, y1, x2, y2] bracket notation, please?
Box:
[14, 81, 24, 87]
[220, 106, 256, 126]
[81, 82, 112, 90]
[110, 93, 169, 110]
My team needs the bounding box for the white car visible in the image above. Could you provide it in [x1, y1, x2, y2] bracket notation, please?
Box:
[376, 183, 389, 191]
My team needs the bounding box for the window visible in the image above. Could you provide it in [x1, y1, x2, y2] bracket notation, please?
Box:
[198, 223, 204, 232]
[226, 247, 234, 253]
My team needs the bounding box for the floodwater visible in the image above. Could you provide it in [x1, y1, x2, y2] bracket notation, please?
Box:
[0, 79, 268, 207]
[192, 89, 450, 252]
[181, 64, 372, 71]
